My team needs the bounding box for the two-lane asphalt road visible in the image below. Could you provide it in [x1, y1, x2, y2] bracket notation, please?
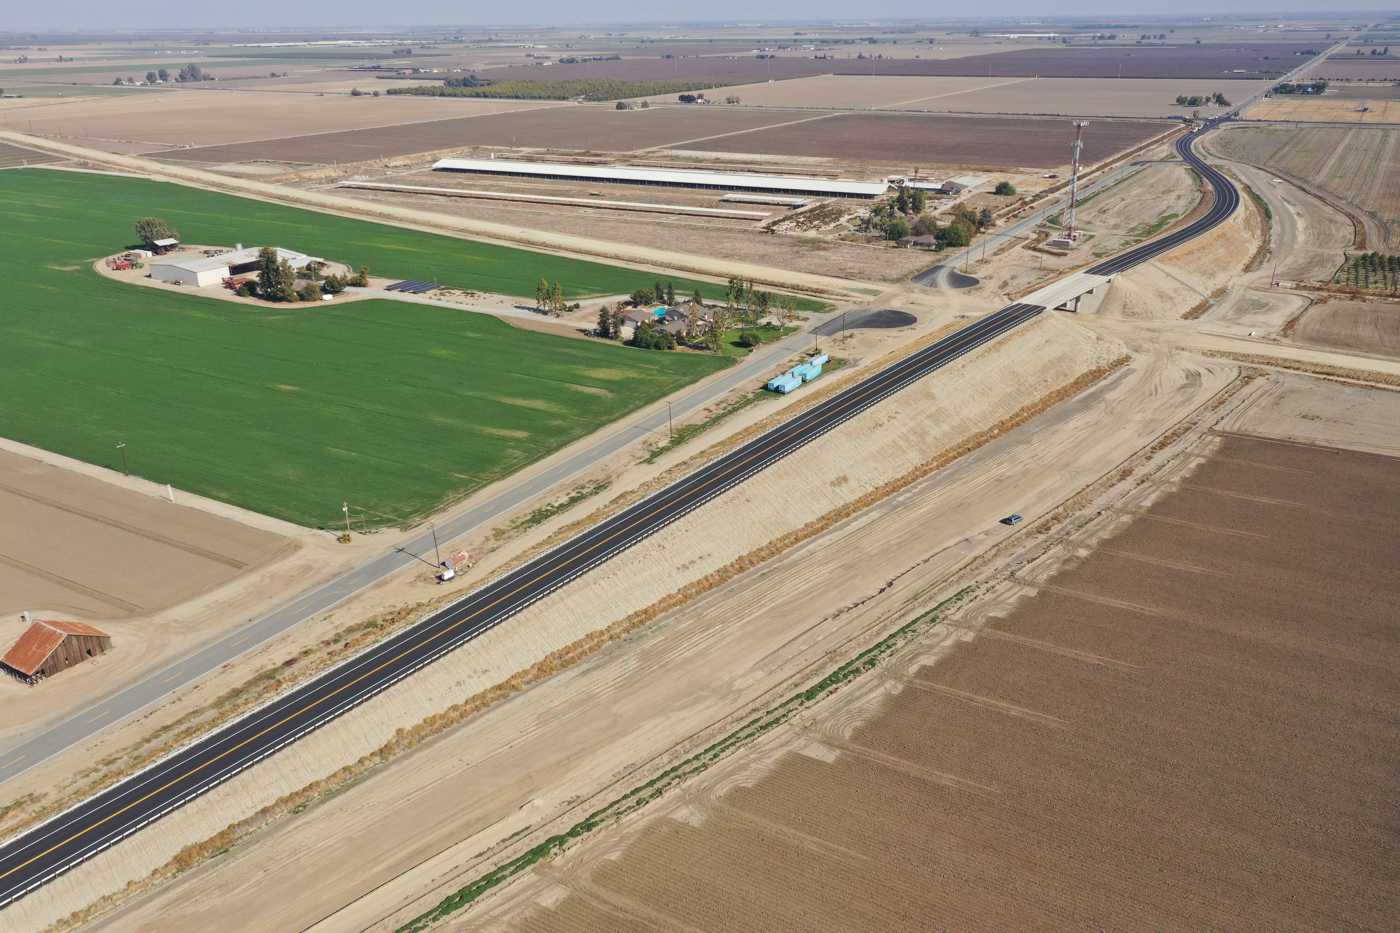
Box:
[0, 125, 1239, 910]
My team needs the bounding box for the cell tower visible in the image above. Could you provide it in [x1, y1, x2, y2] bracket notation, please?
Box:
[1065, 120, 1089, 242]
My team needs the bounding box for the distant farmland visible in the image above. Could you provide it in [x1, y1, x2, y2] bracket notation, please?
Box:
[153, 105, 819, 166]
[0, 169, 729, 527]
[498, 43, 1324, 84]
[673, 113, 1171, 168]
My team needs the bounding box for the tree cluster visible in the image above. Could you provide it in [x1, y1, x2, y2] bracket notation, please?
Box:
[177, 64, 210, 82]
[994, 181, 1017, 196]
[535, 279, 568, 315]
[629, 280, 677, 307]
[630, 321, 676, 350]
[892, 185, 927, 215]
[1175, 92, 1231, 107]
[595, 305, 624, 340]
[1272, 81, 1329, 95]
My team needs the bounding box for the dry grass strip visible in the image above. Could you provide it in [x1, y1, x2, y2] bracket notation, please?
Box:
[41, 354, 1130, 933]
[1203, 350, 1400, 387]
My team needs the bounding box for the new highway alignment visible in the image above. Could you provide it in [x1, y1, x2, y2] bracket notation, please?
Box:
[0, 124, 1238, 910]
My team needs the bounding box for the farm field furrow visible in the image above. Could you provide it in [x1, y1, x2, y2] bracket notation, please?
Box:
[151, 106, 827, 167]
[506, 435, 1400, 933]
[670, 112, 1168, 168]
[0, 169, 728, 528]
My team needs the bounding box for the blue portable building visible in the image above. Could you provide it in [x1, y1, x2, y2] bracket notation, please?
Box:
[767, 373, 803, 394]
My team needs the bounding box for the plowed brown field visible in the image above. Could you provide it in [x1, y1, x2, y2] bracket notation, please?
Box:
[1291, 299, 1400, 357]
[152, 106, 825, 166]
[672, 113, 1167, 168]
[508, 435, 1400, 933]
[500, 44, 1321, 83]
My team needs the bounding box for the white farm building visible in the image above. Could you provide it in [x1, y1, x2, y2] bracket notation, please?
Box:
[431, 157, 890, 199]
[148, 247, 320, 287]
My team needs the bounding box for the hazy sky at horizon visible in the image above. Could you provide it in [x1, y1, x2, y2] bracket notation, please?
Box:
[1, 2, 1388, 33]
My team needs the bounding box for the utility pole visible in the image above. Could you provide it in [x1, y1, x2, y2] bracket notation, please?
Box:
[116, 443, 128, 476]
[1066, 121, 1089, 244]
[343, 502, 351, 536]
[427, 520, 442, 568]
[666, 400, 674, 439]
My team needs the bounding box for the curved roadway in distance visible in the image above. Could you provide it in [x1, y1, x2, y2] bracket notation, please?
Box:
[0, 123, 1237, 910]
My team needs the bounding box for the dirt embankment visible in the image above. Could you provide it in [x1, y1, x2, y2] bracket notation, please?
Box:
[1096, 188, 1262, 321]
[5, 313, 1126, 933]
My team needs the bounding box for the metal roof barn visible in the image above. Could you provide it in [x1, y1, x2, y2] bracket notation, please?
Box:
[2, 620, 112, 684]
[431, 158, 889, 199]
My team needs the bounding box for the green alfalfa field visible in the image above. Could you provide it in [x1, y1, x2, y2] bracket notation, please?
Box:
[0, 168, 730, 527]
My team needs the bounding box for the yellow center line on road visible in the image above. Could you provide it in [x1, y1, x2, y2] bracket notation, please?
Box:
[0, 313, 1014, 885]
[86, 712, 109, 724]
[230, 637, 249, 648]
[163, 672, 183, 683]
[0, 756, 24, 770]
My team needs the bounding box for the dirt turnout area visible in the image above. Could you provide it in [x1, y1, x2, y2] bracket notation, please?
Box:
[0, 91, 560, 151]
[498, 435, 1400, 933]
[152, 106, 827, 167]
[0, 447, 289, 621]
[1288, 298, 1400, 357]
[650, 75, 1271, 118]
[672, 113, 1169, 169]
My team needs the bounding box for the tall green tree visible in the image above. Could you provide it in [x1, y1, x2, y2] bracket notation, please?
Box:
[134, 217, 175, 249]
[665, 281, 676, 306]
[536, 279, 550, 311]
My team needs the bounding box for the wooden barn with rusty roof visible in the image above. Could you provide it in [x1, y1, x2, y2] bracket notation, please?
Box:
[1, 620, 112, 685]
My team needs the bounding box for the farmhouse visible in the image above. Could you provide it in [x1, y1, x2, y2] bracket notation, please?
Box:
[148, 246, 320, 287]
[2, 619, 112, 685]
[432, 157, 890, 199]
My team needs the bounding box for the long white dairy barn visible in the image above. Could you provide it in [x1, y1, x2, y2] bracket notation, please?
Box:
[431, 157, 890, 199]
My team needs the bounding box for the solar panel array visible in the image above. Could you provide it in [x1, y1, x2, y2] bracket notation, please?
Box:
[386, 280, 441, 294]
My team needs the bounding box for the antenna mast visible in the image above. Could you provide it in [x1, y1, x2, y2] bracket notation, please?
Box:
[1066, 121, 1089, 241]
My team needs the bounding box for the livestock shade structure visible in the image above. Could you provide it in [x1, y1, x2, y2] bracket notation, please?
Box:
[432, 157, 890, 199]
[2, 620, 112, 684]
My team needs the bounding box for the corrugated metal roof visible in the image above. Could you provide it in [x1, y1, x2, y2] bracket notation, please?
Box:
[149, 247, 308, 275]
[2, 620, 109, 676]
[432, 157, 889, 198]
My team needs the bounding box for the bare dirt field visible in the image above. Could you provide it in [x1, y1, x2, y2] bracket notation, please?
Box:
[0, 91, 561, 151]
[648, 75, 1271, 119]
[671, 113, 1169, 169]
[1248, 96, 1400, 123]
[1326, 83, 1400, 101]
[151, 106, 830, 167]
[1308, 61, 1400, 81]
[0, 447, 289, 621]
[1219, 372, 1400, 455]
[1288, 298, 1400, 357]
[493, 434, 1400, 933]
